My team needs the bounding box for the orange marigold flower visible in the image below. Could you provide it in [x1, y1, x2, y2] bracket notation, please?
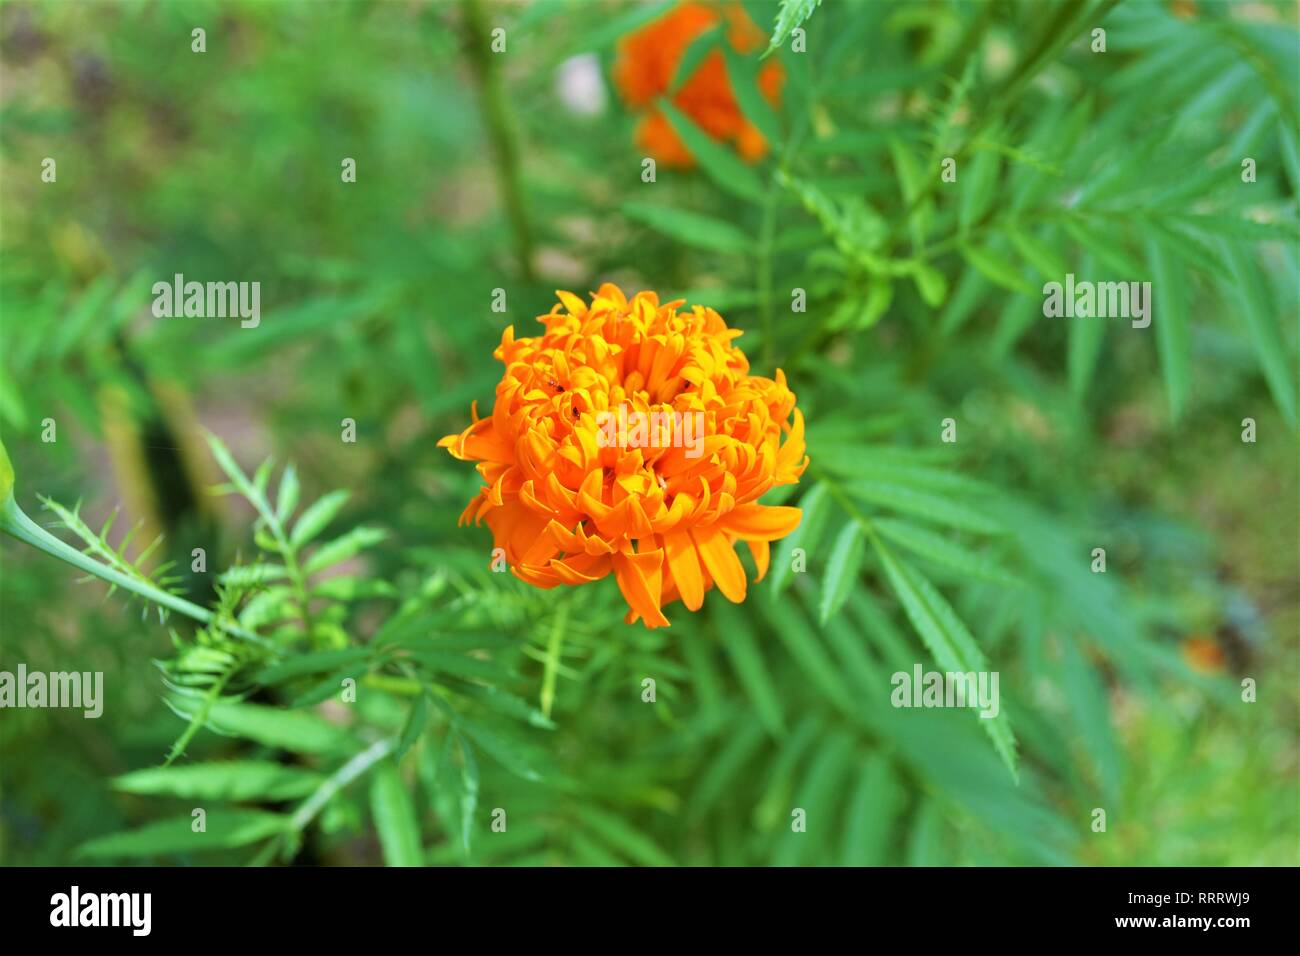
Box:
[439, 284, 809, 628]
[613, 2, 784, 168]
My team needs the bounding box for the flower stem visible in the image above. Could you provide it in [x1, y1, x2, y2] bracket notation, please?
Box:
[1, 494, 263, 645]
[461, 0, 535, 281]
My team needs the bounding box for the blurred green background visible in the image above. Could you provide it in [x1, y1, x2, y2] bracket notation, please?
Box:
[0, 0, 1297, 866]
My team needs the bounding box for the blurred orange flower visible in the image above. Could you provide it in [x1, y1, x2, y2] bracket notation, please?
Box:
[1181, 635, 1225, 674]
[439, 284, 808, 628]
[613, 2, 783, 167]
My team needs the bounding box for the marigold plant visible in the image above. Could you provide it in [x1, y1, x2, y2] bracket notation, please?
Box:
[440, 284, 807, 627]
[613, 1, 784, 167]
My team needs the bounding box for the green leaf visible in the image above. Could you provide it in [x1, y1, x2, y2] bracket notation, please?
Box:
[873, 518, 1021, 587]
[722, 44, 782, 144]
[1167, 213, 1299, 243]
[841, 756, 904, 865]
[252, 647, 372, 685]
[580, 806, 675, 867]
[871, 537, 1019, 780]
[290, 489, 350, 547]
[303, 526, 387, 574]
[218, 563, 287, 586]
[203, 430, 255, 498]
[910, 262, 948, 308]
[456, 732, 479, 855]
[566, 0, 673, 56]
[311, 576, 398, 601]
[712, 600, 785, 736]
[77, 810, 288, 859]
[202, 700, 353, 754]
[671, 23, 722, 91]
[275, 464, 300, 523]
[848, 481, 1005, 535]
[1222, 241, 1297, 425]
[766, 596, 855, 714]
[763, 0, 822, 58]
[456, 716, 543, 782]
[1007, 226, 1066, 282]
[960, 242, 1033, 295]
[820, 523, 864, 624]
[659, 101, 766, 202]
[408, 649, 516, 684]
[771, 482, 830, 595]
[959, 149, 1000, 234]
[1147, 238, 1190, 420]
[1067, 311, 1107, 400]
[890, 137, 930, 249]
[113, 762, 323, 801]
[370, 759, 423, 866]
[395, 694, 429, 760]
[622, 201, 754, 254]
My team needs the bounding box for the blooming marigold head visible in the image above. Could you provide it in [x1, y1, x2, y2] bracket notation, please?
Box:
[439, 284, 808, 628]
[613, 2, 784, 168]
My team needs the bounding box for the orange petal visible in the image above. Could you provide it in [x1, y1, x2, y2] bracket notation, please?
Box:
[663, 531, 704, 611]
[612, 549, 670, 628]
[691, 527, 746, 603]
[718, 503, 802, 541]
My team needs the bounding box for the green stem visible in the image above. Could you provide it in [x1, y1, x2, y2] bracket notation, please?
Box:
[290, 737, 396, 833]
[758, 182, 778, 370]
[1, 495, 263, 645]
[462, 0, 535, 281]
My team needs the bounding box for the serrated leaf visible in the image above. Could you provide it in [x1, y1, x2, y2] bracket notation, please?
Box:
[395, 694, 429, 760]
[820, 523, 864, 624]
[275, 464, 300, 523]
[622, 201, 754, 254]
[771, 482, 830, 595]
[874, 518, 1021, 587]
[304, 526, 387, 575]
[848, 480, 1005, 535]
[290, 490, 350, 547]
[252, 647, 372, 685]
[113, 762, 323, 801]
[456, 717, 543, 782]
[1222, 241, 1297, 425]
[218, 563, 288, 587]
[763, 0, 822, 58]
[202, 700, 353, 754]
[77, 810, 288, 859]
[871, 537, 1018, 780]
[311, 576, 398, 601]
